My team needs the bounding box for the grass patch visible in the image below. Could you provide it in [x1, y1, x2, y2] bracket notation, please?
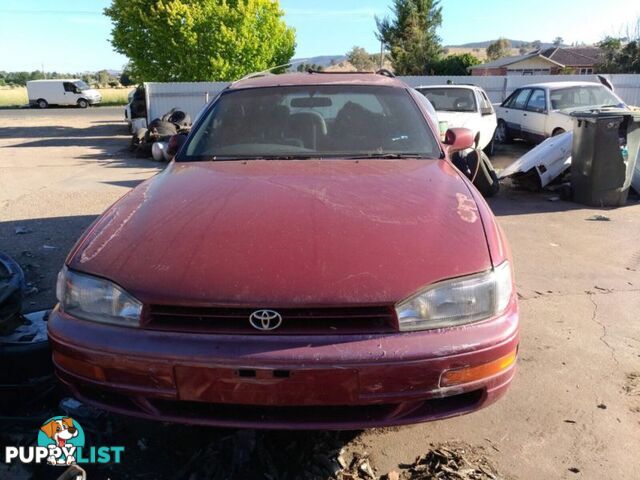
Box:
[0, 86, 133, 108]
[0, 87, 27, 107]
[98, 88, 134, 106]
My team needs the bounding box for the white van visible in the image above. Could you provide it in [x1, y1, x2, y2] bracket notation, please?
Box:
[26, 79, 102, 109]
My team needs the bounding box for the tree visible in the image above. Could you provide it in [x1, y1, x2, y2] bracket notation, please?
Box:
[432, 53, 480, 75]
[531, 40, 542, 50]
[347, 46, 376, 71]
[296, 63, 323, 72]
[553, 37, 564, 47]
[96, 69, 112, 87]
[486, 38, 512, 61]
[120, 65, 134, 86]
[376, 0, 443, 75]
[518, 42, 531, 55]
[598, 36, 640, 73]
[104, 0, 296, 82]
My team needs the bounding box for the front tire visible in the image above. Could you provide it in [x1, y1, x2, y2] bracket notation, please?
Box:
[77, 98, 89, 109]
[36, 99, 48, 109]
[552, 128, 565, 137]
[494, 120, 511, 144]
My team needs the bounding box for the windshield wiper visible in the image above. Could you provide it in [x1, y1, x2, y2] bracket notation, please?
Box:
[206, 155, 316, 161]
[342, 153, 434, 159]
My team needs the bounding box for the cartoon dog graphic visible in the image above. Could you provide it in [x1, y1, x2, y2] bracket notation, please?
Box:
[39, 417, 78, 465]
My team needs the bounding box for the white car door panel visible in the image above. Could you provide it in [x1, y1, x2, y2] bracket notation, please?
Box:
[522, 88, 547, 141]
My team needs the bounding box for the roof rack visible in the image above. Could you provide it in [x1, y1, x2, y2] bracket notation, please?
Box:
[375, 69, 395, 78]
[233, 58, 312, 84]
[234, 71, 274, 83]
[306, 69, 396, 78]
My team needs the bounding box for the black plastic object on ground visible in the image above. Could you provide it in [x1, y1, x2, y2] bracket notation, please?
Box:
[452, 149, 500, 198]
[1, 310, 53, 383]
[130, 86, 147, 119]
[0, 252, 25, 335]
[571, 109, 640, 207]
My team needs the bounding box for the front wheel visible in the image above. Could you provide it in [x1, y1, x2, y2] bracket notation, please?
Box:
[77, 98, 89, 109]
[36, 99, 48, 109]
[494, 120, 511, 144]
[551, 128, 566, 137]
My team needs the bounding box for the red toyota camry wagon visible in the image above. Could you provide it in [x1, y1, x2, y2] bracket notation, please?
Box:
[49, 72, 519, 429]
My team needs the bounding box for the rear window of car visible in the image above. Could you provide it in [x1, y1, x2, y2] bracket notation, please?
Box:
[417, 88, 477, 113]
[181, 85, 441, 161]
[549, 86, 623, 110]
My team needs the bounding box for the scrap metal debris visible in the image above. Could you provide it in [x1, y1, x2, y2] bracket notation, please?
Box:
[624, 372, 640, 396]
[394, 443, 500, 480]
[336, 442, 501, 480]
[586, 215, 611, 222]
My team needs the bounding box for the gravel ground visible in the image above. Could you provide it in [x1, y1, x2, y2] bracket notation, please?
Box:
[1, 110, 639, 479]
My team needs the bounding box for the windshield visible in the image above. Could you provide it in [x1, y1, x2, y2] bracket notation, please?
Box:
[417, 88, 477, 113]
[181, 85, 441, 161]
[74, 80, 90, 91]
[550, 86, 624, 110]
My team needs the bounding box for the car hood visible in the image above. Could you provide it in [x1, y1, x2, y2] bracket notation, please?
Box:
[69, 159, 492, 306]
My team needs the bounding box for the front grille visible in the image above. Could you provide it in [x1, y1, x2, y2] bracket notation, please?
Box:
[145, 305, 397, 334]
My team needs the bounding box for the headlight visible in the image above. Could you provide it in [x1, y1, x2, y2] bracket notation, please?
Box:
[395, 262, 513, 331]
[56, 266, 142, 327]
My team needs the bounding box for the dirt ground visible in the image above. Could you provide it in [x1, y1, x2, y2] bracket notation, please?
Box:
[1, 108, 639, 479]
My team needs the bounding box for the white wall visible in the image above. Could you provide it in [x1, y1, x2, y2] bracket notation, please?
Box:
[144, 74, 640, 122]
[403, 74, 640, 104]
[145, 81, 229, 123]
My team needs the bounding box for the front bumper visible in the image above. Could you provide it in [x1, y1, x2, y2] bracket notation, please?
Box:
[88, 97, 101, 105]
[48, 303, 519, 429]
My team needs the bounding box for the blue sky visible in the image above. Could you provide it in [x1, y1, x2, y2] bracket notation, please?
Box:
[0, 0, 638, 72]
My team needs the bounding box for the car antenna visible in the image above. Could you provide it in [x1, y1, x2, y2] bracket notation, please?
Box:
[233, 59, 312, 84]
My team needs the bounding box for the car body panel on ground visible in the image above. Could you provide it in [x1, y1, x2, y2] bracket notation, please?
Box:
[49, 72, 518, 428]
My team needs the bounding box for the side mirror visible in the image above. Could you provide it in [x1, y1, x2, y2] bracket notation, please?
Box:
[167, 133, 187, 160]
[443, 128, 474, 153]
[480, 106, 493, 116]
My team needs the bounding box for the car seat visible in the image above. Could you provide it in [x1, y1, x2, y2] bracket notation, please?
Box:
[454, 97, 473, 111]
[287, 111, 327, 149]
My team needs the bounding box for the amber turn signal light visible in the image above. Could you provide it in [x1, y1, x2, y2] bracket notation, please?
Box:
[53, 351, 106, 382]
[440, 349, 517, 387]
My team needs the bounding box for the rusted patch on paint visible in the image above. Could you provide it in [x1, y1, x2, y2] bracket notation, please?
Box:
[456, 193, 478, 223]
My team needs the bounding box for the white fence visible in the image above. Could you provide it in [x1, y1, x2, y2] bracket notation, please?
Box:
[144, 74, 640, 122]
[401, 74, 640, 104]
[144, 81, 229, 124]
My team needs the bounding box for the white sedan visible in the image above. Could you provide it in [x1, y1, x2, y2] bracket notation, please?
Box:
[415, 85, 497, 153]
[494, 81, 626, 143]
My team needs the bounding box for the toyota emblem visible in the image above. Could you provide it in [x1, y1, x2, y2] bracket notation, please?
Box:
[249, 310, 283, 331]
